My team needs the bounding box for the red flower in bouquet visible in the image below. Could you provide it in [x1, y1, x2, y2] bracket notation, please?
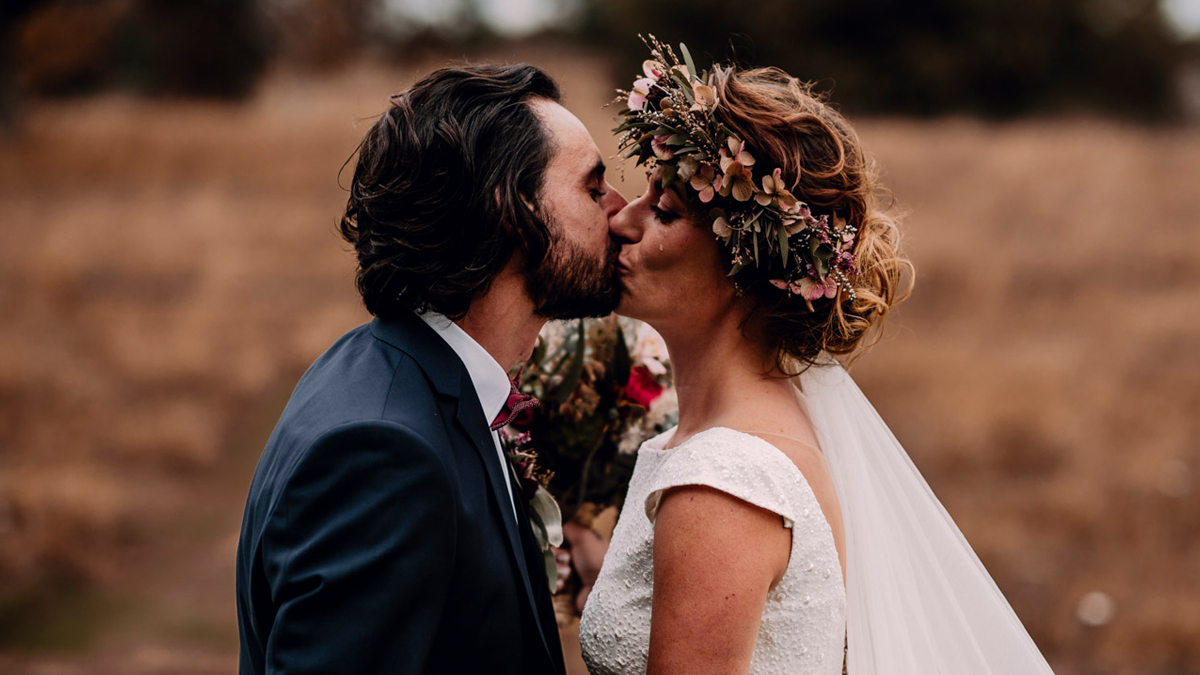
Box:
[624, 365, 664, 409]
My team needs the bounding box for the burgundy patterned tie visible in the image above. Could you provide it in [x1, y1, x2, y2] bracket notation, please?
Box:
[489, 367, 540, 431]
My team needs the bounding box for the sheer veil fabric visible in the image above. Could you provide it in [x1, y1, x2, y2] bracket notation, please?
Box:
[798, 357, 1055, 675]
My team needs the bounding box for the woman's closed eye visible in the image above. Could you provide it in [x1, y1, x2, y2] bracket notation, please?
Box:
[650, 205, 678, 224]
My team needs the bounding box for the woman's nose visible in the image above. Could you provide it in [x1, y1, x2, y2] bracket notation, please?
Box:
[601, 181, 627, 216]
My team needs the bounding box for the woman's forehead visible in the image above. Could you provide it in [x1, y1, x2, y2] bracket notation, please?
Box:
[647, 167, 687, 203]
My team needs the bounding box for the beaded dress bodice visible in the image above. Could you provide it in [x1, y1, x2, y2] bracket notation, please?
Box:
[579, 426, 846, 675]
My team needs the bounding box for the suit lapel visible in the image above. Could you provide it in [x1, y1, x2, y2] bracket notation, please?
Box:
[452, 372, 557, 667]
[370, 315, 558, 670]
[508, 462, 568, 674]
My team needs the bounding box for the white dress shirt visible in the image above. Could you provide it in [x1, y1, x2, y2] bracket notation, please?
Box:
[418, 311, 518, 521]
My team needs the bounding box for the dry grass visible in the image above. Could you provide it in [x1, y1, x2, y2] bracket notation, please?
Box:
[0, 42, 1197, 674]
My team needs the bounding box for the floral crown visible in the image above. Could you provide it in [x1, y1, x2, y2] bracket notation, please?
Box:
[614, 35, 858, 309]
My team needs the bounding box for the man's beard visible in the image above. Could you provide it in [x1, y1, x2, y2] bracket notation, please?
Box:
[526, 226, 621, 320]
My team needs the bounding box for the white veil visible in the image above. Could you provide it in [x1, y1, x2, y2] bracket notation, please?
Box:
[797, 357, 1055, 675]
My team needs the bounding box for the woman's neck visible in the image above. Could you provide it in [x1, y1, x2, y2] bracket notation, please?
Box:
[656, 313, 796, 445]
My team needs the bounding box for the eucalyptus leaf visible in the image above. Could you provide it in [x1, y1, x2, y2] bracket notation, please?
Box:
[666, 133, 689, 146]
[612, 321, 632, 389]
[542, 550, 558, 595]
[549, 320, 586, 400]
[661, 162, 678, 189]
[621, 144, 642, 158]
[530, 486, 563, 548]
[680, 43, 699, 85]
[669, 71, 695, 102]
[778, 224, 789, 267]
[811, 241, 834, 277]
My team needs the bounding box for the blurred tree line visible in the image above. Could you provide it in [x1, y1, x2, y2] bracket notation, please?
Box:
[1, 0, 268, 99]
[581, 0, 1188, 120]
[0, 0, 1192, 127]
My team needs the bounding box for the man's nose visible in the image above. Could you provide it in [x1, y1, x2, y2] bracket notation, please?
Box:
[608, 190, 643, 245]
[602, 181, 627, 216]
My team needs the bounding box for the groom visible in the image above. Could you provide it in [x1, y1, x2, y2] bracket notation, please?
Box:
[235, 64, 626, 674]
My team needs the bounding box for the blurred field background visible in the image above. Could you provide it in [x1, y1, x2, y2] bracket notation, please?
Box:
[1, 0, 1199, 673]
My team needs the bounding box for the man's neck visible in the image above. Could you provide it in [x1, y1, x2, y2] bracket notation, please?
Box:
[455, 267, 544, 371]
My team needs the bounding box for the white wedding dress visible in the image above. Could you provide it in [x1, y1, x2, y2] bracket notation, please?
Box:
[579, 360, 1056, 675]
[579, 426, 847, 675]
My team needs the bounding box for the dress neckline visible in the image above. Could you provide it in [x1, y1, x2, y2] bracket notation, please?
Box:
[650, 425, 821, 455]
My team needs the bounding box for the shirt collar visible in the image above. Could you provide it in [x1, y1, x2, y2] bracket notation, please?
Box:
[417, 311, 512, 426]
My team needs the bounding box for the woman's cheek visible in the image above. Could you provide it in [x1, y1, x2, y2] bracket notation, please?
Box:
[642, 231, 681, 272]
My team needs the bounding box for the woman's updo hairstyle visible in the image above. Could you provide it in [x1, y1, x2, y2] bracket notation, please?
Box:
[709, 66, 913, 370]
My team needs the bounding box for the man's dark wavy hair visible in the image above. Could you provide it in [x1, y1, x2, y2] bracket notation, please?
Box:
[339, 64, 562, 321]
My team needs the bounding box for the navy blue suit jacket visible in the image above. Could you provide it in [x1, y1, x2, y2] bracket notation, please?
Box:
[236, 313, 566, 675]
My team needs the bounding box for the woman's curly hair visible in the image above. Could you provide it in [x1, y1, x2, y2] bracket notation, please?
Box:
[339, 64, 561, 321]
[709, 66, 914, 370]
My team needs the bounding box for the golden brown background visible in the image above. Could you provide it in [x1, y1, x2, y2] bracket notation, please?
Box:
[2, 1, 1199, 673]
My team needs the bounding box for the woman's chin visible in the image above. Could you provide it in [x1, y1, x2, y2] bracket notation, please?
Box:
[615, 294, 642, 321]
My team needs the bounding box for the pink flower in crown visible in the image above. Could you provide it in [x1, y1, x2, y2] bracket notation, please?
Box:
[757, 167, 801, 215]
[798, 276, 839, 301]
[719, 137, 756, 172]
[689, 164, 723, 203]
[770, 276, 839, 312]
[628, 76, 657, 111]
[712, 215, 734, 242]
[719, 160, 755, 202]
[718, 137, 756, 202]
[770, 279, 802, 294]
[651, 134, 676, 160]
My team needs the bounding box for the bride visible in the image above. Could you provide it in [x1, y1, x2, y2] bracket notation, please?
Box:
[573, 38, 1056, 675]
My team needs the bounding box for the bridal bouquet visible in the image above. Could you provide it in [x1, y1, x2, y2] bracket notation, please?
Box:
[510, 317, 677, 524]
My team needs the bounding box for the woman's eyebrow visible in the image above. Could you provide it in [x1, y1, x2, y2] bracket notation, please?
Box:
[660, 182, 686, 205]
[586, 158, 606, 184]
